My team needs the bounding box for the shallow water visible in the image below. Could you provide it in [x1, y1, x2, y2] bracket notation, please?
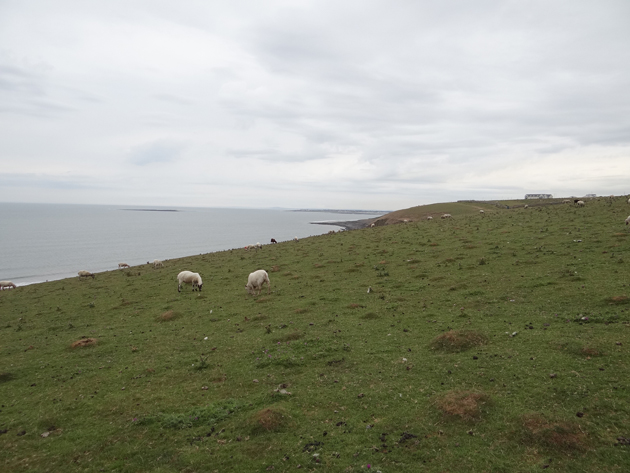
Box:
[0, 203, 383, 285]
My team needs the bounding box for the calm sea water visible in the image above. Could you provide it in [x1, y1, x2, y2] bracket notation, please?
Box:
[0, 203, 383, 286]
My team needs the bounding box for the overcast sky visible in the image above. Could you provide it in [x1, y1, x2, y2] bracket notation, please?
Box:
[1, 0, 629, 210]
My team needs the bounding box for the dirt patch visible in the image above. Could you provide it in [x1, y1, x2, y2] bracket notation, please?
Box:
[436, 390, 489, 420]
[270, 265, 280, 272]
[294, 308, 308, 314]
[71, 338, 97, 348]
[608, 295, 629, 305]
[158, 310, 177, 322]
[348, 303, 365, 309]
[519, 414, 587, 452]
[430, 330, 488, 352]
[255, 297, 271, 303]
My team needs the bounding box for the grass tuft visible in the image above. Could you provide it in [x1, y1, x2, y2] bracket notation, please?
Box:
[519, 414, 587, 452]
[436, 390, 490, 420]
[430, 330, 488, 352]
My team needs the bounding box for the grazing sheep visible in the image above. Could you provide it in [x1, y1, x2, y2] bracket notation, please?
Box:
[626, 215, 630, 225]
[479, 210, 484, 214]
[153, 259, 164, 269]
[441, 214, 452, 219]
[524, 205, 528, 209]
[118, 263, 130, 269]
[0, 281, 17, 290]
[177, 271, 203, 292]
[245, 269, 271, 296]
[271, 238, 278, 243]
[294, 237, 299, 241]
[427, 216, 433, 220]
[78, 270, 95, 279]
[370, 223, 375, 227]
[576, 200, 585, 207]
[256, 242, 262, 249]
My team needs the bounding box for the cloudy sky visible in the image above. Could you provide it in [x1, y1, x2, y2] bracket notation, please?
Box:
[1, 0, 629, 210]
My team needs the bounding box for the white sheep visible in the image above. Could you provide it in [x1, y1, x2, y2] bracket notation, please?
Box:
[627, 198, 630, 205]
[256, 242, 262, 249]
[245, 269, 271, 296]
[0, 281, 17, 290]
[177, 271, 203, 292]
[479, 210, 485, 214]
[118, 263, 130, 269]
[576, 200, 585, 207]
[78, 270, 95, 279]
[153, 259, 164, 268]
[294, 237, 299, 241]
[370, 223, 375, 227]
[626, 215, 630, 225]
[427, 216, 433, 220]
[441, 214, 452, 219]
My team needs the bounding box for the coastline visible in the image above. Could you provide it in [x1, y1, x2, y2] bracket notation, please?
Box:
[311, 218, 374, 231]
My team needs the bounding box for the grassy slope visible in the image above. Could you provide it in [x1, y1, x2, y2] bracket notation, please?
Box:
[1, 197, 630, 472]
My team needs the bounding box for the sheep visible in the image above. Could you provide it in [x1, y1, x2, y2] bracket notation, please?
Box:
[78, 270, 95, 279]
[271, 238, 278, 244]
[118, 263, 130, 269]
[256, 242, 262, 249]
[562, 199, 571, 204]
[626, 215, 630, 225]
[177, 271, 203, 292]
[576, 200, 585, 207]
[524, 205, 528, 209]
[0, 281, 17, 290]
[245, 269, 271, 296]
[370, 223, 375, 227]
[479, 210, 485, 214]
[153, 259, 164, 268]
[441, 214, 452, 219]
[294, 237, 299, 241]
[427, 216, 433, 220]
[627, 198, 630, 205]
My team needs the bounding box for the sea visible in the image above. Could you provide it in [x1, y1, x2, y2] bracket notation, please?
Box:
[0, 203, 384, 286]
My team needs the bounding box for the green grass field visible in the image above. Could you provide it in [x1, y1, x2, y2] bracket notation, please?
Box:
[1, 197, 629, 472]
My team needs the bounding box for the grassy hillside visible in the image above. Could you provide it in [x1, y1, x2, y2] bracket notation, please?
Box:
[1, 196, 629, 472]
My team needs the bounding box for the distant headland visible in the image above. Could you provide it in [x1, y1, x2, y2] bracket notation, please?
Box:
[121, 209, 180, 212]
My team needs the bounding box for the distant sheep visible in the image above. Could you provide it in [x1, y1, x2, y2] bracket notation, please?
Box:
[118, 263, 130, 269]
[78, 270, 95, 279]
[370, 223, 375, 227]
[576, 200, 585, 207]
[626, 215, 630, 225]
[153, 259, 163, 268]
[524, 205, 528, 209]
[563, 199, 571, 204]
[177, 271, 202, 292]
[294, 237, 299, 241]
[246, 269, 271, 296]
[0, 281, 16, 290]
[441, 214, 452, 219]
[256, 242, 262, 249]
[479, 210, 484, 214]
[271, 238, 278, 244]
[627, 198, 630, 205]
[427, 216, 433, 220]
